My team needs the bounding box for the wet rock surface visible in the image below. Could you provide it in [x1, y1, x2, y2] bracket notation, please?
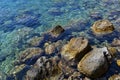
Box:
[91, 20, 115, 35]
[61, 37, 91, 61]
[16, 48, 43, 65]
[112, 38, 120, 46]
[45, 43, 56, 54]
[77, 47, 113, 78]
[27, 36, 44, 47]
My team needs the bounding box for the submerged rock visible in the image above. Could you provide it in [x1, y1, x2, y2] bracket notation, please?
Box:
[77, 47, 115, 78]
[91, 20, 115, 35]
[27, 36, 44, 47]
[50, 25, 65, 37]
[45, 43, 56, 54]
[108, 74, 120, 80]
[0, 71, 7, 80]
[25, 56, 61, 80]
[112, 38, 120, 46]
[61, 37, 91, 61]
[116, 59, 120, 67]
[17, 48, 43, 64]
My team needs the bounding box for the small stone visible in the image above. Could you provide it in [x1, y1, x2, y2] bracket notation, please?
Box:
[91, 20, 115, 35]
[45, 43, 56, 54]
[116, 59, 120, 67]
[77, 47, 114, 78]
[50, 25, 65, 37]
[9, 64, 26, 75]
[61, 37, 91, 61]
[112, 38, 120, 46]
[68, 71, 82, 80]
[108, 74, 120, 80]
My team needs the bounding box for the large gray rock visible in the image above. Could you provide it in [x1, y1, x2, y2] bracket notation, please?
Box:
[77, 47, 114, 78]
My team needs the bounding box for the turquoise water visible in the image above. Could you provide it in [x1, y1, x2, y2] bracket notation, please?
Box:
[0, 0, 120, 80]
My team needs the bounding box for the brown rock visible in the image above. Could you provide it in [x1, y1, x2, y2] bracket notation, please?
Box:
[45, 43, 56, 54]
[116, 59, 120, 67]
[91, 20, 115, 35]
[112, 38, 120, 46]
[77, 47, 114, 78]
[108, 74, 120, 80]
[9, 64, 26, 75]
[18, 48, 43, 63]
[50, 25, 65, 37]
[61, 37, 91, 61]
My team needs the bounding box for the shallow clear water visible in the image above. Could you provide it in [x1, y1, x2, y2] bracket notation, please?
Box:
[0, 0, 120, 80]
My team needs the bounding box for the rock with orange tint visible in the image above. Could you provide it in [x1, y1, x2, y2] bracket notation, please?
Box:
[91, 20, 115, 35]
[61, 37, 91, 61]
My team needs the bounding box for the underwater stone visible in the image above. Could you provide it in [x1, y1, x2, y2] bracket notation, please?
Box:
[25, 56, 61, 80]
[50, 25, 65, 37]
[9, 64, 26, 76]
[91, 20, 115, 35]
[112, 38, 120, 46]
[27, 36, 44, 47]
[108, 74, 120, 80]
[61, 37, 91, 61]
[18, 48, 43, 64]
[77, 47, 115, 78]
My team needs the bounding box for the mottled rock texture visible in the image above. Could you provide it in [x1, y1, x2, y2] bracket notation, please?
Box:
[78, 47, 113, 78]
[61, 37, 91, 61]
[91, 20, 115, 35]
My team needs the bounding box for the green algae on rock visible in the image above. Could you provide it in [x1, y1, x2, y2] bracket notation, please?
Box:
[77, 47, 115, 78]
[91, 20, 115, 35]
[61, 37, 91, 61]
[112, 38, 120, 46]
